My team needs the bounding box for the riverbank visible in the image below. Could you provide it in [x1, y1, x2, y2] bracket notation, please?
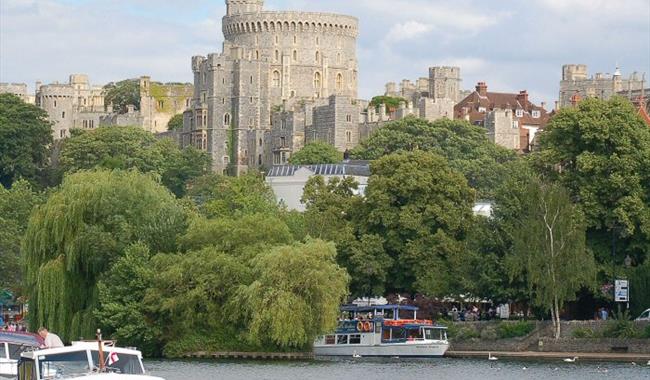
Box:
[446, 350, 650, 363]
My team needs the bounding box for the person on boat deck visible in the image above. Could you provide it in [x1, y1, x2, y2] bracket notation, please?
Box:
[38, 327, 64, 349]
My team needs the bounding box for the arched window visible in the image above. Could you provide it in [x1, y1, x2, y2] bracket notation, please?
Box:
[255, 50, 260, 60]
[224, 113, 231, 126]
[336, 73, 343, 91]
[272, 71, 281, 87]
[293, 35, 297, 44]
[314, 72, 322, 89]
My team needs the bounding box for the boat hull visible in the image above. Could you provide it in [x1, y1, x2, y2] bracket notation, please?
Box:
[314, 341, 449, 357]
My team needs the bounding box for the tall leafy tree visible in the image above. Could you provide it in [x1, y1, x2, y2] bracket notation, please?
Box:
[289, 141, 343, 165]
[233, 239, 349, 349]
[536, 97, 650, 265]
[362, 150, 475, 295]
[0, 180, 45, 292]
[0, 94, 53, 187]
[351, 117, 516, 199]
[507, 180, 596, 338]
[167, 114, 184, 131]
[59, 126, 211, 197]
[22, 170, 187, 341]
[104, 79, 140, 114]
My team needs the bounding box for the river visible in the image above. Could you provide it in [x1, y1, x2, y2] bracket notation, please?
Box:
[147, 358, 649, 379]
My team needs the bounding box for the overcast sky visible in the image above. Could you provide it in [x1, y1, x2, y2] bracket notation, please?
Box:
[1, 0, 649, 106]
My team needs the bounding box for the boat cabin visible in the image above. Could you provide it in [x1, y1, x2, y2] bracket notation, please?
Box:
[0, 332, 43, 377]
[18, 342, 146, 380]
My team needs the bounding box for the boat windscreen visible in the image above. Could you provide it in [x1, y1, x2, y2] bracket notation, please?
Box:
[38, 350, 91, 378]
[0, 332, 42, 347]
[90, 351, 144, 374]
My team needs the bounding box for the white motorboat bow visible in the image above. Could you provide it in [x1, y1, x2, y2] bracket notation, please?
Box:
[18, 340, 164, 380]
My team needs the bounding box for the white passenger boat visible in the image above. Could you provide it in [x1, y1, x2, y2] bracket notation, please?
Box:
[314, 304, 449, 358]
[17, 340, 164, 380]
[0, 332, 43, 378]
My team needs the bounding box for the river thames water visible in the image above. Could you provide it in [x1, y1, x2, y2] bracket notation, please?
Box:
[147, 358, 650, 380]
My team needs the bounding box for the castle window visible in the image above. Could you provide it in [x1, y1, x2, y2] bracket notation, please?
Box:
[346, 114, 352, 122]
[186, 99, 190, 107]
[61, 111, 65, 119]
[222, 98, 226, 104]
[275, 35, 279, 45]
[250, 96, 254, 104]
[516, 109, 524, 118]
[293, 35, 297, 44]
[250, 75, 253, 84]
[60, 129, 66, 138]
[293, 50, 298, 62]
[478, 107, 486, 113]
[222, 78, 226, 84]
[274, 50, 279, 62]
[223, 156, 229, 165]
[336, 73, 343, 91]
[255, 50, 260, 60]
[258, 154, 262, 165]
[249, 117, 254, 127]
[280, 136, 286, 147]
[532, 110, 541, 118]
[346, 131, 352, 143]
[315, 51, 320, 63]
[224, 113, 231, 126]
[314, 72, 322, 89]
[291, 90, 296, 97]
[259, 138, 263, 147]
[512, 121, 519, 129]
[337, 53, 341, 64]
[83, 120, 87, 128]
[54, 100, 57, 107]
[272, 71, 281, 87]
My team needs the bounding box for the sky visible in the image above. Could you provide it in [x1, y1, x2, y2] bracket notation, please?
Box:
[1, 0, 649, 106]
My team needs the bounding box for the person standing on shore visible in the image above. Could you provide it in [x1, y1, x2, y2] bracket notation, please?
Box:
[38, 327, 64, 348]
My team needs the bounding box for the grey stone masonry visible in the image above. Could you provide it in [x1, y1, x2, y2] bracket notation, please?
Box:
[559, 64, 645, 109]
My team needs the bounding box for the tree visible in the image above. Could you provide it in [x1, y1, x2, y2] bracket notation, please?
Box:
[59, 126, 211, 197]
[362, 151, 475, 295]
[185, 172, 278, 218]
[0, 180, 45, 292]
[351, 117, 516, 199]
[22, 170, 187, 341]
[288, 142, 342, 165]
[368, 95, 407, 111]
[104, 80, 140, 114]
[536, 97, 650, 265]
[167, 114, 184, 131]
[507, 180, 596, 339]
[233, 240, 349, 348]
[0, 93, 53, 187]
[95, 243, 160, 357]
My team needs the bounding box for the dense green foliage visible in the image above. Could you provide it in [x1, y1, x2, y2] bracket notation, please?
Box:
[0, 94, 53, 188]
[104, 80, 140, 114]
[369, 95, 407, 111]
[351, 117, 516, 198]
[536, 97, 650, 266]
[288, 141, 343, 165]
[23, 170, 187, 341]
[496, 321, 535, 339]
[167, 114, 184, 131]
[0, 180, 45, 292]
[59, 126, 211, 197]
[507, 180, 596, 338]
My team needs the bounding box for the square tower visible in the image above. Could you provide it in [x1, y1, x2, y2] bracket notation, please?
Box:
[429, 66, 461, 102]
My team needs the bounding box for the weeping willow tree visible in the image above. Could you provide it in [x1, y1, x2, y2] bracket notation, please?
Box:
[22, 169, 187, 341]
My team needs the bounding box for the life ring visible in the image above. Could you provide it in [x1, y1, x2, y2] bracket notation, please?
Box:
[364, 322, 372, 332]
[357, 321, 364, 332]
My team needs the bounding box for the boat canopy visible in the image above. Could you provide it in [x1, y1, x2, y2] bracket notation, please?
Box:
[0, 332, 43, 347]
[340, 304, 419, 313]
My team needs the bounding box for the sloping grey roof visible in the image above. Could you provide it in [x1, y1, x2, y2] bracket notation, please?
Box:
[267, 161, 371, 177]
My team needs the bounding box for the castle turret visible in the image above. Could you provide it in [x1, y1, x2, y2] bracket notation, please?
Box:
[226, 0, 263, 16]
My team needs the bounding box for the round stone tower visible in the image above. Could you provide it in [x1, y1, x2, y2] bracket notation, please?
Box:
[222, 0, 359, 104]
[226, 0, 263, 16]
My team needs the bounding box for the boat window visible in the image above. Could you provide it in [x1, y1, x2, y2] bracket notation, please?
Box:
[90, 351, 144, 374]
[349, 335, 361, 344]
[325, 335, 335, 345]
[8, 343, 27, 359]
[336, 335, 348, 345]
[424, 328, 434, 340]
[38, 350, 91, 379]
[0, 343, 6, 359]
[18, 359, 37, 380]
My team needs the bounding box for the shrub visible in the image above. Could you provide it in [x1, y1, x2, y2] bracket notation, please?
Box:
[496, 321, 535, 339]
[455, 327, 480, 341]
[602, 311, 641, 339]
[641, 324, 650, 339]
[571, 327, 595, 338]
[480, 325, 498, 340]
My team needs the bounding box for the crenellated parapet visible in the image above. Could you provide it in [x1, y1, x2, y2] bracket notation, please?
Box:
[223, 12, 359, 38]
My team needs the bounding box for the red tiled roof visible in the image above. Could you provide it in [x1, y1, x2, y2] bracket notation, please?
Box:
[639, 104, 650, 127]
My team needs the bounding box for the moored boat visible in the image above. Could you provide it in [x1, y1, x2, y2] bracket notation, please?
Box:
[0, 332, 43, 378]
[17, 340, 164, 380]
[314, 304, 449, 358]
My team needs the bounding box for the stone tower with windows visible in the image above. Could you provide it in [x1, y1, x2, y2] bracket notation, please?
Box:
[429, 66, 461, 102]
[183, 0, 359, 174]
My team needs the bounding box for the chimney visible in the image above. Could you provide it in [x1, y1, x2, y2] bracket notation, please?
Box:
[554, 101, 559, 111]
[476, 82, 488, 97]
[516, 90, 529, 107]
[541, 101, 547, 110]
